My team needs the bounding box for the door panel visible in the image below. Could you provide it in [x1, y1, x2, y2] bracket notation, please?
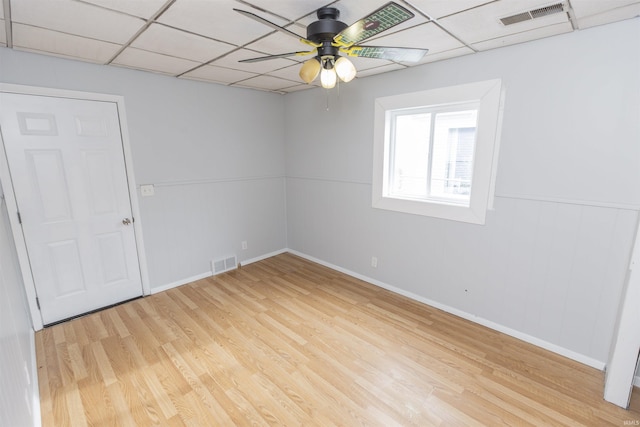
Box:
[0, 93, 143, 324]
[27, 149, 72, 221]
[84, 150, 118, 215]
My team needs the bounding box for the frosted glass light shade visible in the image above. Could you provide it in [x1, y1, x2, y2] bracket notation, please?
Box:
[335, 57, 356, 82]
[320, 68, 337, 89]
[299, 58, 321, 84]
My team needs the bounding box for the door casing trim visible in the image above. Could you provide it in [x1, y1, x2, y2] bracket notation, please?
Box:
[0, 83, 151, 331]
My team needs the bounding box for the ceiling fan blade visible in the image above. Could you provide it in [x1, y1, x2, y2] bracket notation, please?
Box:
[334, 2, 415, 47]
[345, 46, 429, 62]
[239, 51, 316, 63]
[233, 9, 310, 43]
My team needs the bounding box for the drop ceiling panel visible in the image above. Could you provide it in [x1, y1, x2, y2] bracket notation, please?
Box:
[438, 0, 571, 45]
[12, 24, 121, 63]
[10, 0, 145, 44]
[3, 0, 637, 93]
[244, 31, 309, 57]
[280, 84, 315, 93]
[79, 0, 169, 19]
[406, 0, 494, 19]
[232, 74, 298, 91]
[132, 23, 236, 63]
[113, 47, 201, 75]
[266, 63, 305, 80]
[157, 0, 276, 46]
[472, 21, 573, 50]
[181, 65, 258, 84]
[406, 46, 475, 65]
[573, 1, 640, 29]
[209, 48, 297, 73]
[571, 0, 639, 19]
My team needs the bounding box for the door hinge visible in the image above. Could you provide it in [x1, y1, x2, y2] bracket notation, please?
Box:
[35, 297, 41, 310]
[17, 211, 22, 224]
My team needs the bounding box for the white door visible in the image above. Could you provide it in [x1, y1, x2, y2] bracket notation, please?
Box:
[0, 92, 143, 325]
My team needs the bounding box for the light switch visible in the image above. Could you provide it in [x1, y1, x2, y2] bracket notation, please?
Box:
[140, 184, 155, 197]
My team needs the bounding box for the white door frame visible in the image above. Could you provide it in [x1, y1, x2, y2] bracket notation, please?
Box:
[0, 83, 150, 331]
[604, 215, 640, 407]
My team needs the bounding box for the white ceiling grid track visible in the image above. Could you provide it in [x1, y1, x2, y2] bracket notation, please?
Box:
[1, 0, 639, 94]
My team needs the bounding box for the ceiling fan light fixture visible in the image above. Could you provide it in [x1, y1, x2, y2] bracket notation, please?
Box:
[320, 67, 337, 89]
[235, 3, 429, 91]
[300, 58, 321, 84]
[335, 57, 356, 83]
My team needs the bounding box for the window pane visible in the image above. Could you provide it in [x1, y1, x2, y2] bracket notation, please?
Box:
[430, 110, 477, 204]
[390, 113, 431, 198]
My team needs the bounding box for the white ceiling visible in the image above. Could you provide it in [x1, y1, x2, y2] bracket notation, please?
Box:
[1, 0, 639, 94]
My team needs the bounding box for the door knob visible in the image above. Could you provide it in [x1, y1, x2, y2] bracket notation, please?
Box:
[122, 218, 132, 225]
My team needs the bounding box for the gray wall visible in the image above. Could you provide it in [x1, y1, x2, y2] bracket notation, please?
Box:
[284, 19, 640, 364]
[0, 183, 37, 426]
[0, 47, 288, 289]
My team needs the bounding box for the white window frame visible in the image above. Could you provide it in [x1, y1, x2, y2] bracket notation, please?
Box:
[372, 79, 504, 225]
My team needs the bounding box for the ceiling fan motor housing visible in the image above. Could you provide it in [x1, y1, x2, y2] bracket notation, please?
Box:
[307, 7, 348, 58]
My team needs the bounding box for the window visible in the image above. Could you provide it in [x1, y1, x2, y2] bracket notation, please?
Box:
[373, 79, 503, 224]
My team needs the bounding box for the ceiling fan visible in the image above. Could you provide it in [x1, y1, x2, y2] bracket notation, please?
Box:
[234, 2, 429, 89]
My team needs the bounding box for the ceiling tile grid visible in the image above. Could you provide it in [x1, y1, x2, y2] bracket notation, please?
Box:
[12, 23, 121, 63]
[181, 64, 258, 85]
[2, 0, 639, 93]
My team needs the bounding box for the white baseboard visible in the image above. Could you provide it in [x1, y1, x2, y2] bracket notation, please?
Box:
[287, 249, 606, 371]
[151, 271, 213, 295]
[146, 248, 607, 371]
[149, 248, 289, 295]
[635, 375, 640, 388]
[240, 248, 288, 266]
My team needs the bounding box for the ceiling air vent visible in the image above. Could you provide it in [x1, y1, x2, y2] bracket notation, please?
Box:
[500, 12, 532, 26]
[500, 2, 565, 26]
[530, 3, 565, 18]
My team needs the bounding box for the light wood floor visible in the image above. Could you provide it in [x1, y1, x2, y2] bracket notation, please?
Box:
[37, 253, 640, 426]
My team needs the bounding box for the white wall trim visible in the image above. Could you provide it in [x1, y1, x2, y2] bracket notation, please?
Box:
[149, 249, 289, 295]
[115, 99, 151, 297]
[0, 104, 43, 331]
[151, 271, 213, 295]
[495, 193, 640, 212]
[286, 175, 372, 186]
[240, 248, 288, 266]
[285, 175, 640, 212]
[102, 247, 612, 372]
[145, 175, 285, 188]
[286, 249, 606, 371]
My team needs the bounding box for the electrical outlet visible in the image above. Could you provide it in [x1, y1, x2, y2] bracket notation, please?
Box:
[140, 184, 155, 197]
[371, 256, 378, 268]
[241, 241, 248, 250]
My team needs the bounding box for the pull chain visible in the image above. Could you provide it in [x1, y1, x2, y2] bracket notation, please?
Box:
[325, 88, 330, 111]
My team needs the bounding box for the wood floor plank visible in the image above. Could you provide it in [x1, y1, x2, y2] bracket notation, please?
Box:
[36, 253, 640, 426]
